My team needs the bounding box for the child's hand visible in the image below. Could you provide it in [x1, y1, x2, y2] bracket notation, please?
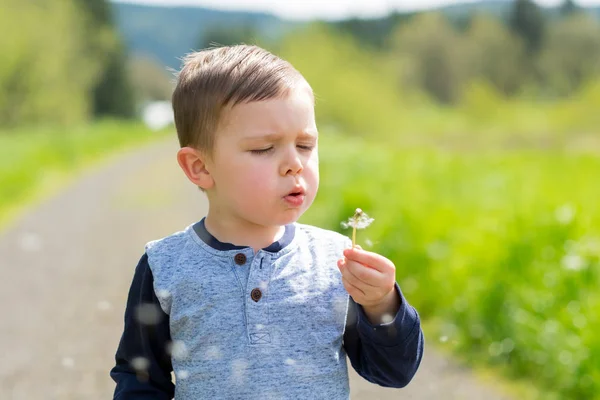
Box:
[337, 246, 399, 312]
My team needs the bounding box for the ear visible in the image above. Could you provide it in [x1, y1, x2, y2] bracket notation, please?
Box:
[176, 147, 214, 190]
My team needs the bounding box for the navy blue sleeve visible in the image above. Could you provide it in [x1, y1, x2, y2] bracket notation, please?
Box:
[110, 253, 175, 400]
[342, 282, 424, 388]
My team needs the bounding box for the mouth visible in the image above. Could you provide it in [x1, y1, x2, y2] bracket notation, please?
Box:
[285, 185, 306, 197]
[283, 186, 306, 207]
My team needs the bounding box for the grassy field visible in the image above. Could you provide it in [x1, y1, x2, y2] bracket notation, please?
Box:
[0, 120, 168, 229]
[302, 132, 599, 399]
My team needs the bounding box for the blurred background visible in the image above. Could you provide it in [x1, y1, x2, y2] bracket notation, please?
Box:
[1, 0, 599, 399]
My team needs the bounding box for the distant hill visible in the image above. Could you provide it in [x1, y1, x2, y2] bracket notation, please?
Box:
[111, 2, 290, 70]
[111, 1, 600, 70]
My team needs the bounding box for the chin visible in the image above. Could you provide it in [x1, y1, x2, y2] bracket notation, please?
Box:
[276, 209, 306, 226]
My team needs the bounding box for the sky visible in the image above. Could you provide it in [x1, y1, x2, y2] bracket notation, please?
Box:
[112, 0, 600, 20]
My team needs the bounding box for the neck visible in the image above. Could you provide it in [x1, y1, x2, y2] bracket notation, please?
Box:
[204, 212, 285, 252]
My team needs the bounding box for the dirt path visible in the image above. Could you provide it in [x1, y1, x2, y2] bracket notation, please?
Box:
[0, 137, 513, 399]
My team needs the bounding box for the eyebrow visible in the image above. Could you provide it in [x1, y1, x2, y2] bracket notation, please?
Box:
[241, 131, 318, 142]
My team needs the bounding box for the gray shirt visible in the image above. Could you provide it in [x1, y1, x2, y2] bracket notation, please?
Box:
[111, 219, 424, 399]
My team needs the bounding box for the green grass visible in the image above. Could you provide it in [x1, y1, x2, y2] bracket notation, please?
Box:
[0, 120, 169, 229]
[302, 132, 600, 400]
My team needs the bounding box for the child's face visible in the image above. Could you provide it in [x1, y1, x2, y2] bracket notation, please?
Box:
[205, 86, 319, 228]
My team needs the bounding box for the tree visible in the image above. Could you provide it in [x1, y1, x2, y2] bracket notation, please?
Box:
[277, 23, 405, 138]
[537, 14, 600, 96]
[128, 54, 175, 104]
[509, 0, 546, 54]
[559, 0, 580, 17]
[0, 0, 98, 127]
[197, 24, 259, 49]
[73, 0, 135, 118]
[465, 15, 525, 96]
[390, 13, 470, 104]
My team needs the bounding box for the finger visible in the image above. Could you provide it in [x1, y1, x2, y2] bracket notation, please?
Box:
[343, 259, 382, 288]
[342, 247, 394, 273]
[341, 275, 366, 299]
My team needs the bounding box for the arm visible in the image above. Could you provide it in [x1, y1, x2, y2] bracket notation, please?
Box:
[343, 282, 424, 388]
[110, 253, 175, 399]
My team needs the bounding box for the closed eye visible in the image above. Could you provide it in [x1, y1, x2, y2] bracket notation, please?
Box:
[250, 147, 274, 155]
[297, 145, 314, 151]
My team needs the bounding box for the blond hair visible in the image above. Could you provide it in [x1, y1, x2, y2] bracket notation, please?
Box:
[172, 45, 308, 153]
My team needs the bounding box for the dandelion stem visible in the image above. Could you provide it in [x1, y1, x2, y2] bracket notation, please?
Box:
[352, 226, 356, 248]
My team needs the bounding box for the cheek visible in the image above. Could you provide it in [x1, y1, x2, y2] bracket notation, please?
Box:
[236, 162, 275, 191]
[306, 155, 319, 182]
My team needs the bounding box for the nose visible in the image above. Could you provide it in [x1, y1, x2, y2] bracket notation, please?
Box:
[280, 146, 303, 176]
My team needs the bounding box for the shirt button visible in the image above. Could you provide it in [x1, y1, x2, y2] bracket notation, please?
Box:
[250, 288, 262, 302]
[234, 253, 246, 265]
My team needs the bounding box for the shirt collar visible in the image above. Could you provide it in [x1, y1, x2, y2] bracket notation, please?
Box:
[192, 218, 295, 253]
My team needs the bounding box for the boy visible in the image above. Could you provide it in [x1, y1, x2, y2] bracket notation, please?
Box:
[110, 45, 423, 399]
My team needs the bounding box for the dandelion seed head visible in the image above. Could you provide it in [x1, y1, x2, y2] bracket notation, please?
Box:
[341, 209, 374, 230]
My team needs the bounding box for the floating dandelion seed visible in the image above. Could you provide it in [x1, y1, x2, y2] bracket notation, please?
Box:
[555, 204, 575, 225]
[131, 357, 150, 371]
[562, 254, 586, 271]
[61, 357, 75, 369]
[206, 345, 222, 360]
[168, 340, 189, 360]
[19, 232, 42, 252]
[341, 208, 374, 247]
[381, 313, 394, 324]
[231, 359, 248, 384]
[97, 300, 111, 311]
[176, 370, 190, 380]
[135, 303, 162, 325]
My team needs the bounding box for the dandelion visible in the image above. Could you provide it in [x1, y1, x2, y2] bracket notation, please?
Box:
[341, 208, 374, 248]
